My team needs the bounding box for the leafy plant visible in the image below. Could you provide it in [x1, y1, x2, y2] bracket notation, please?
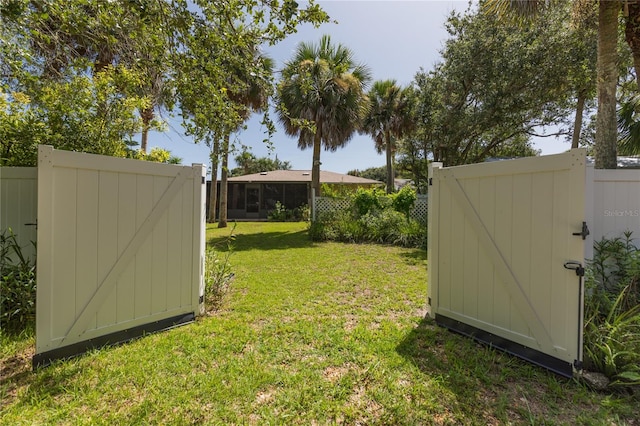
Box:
[0, 229, 36, 334]
[391, 186, 417, 219]
[267, 201, 288, 222]
[310, 188, 426, 249]
[268, 202, 310, 222]
[204, 226, 235, 313]
[584, 232, 640, 388]
[352, 187, 384, 216]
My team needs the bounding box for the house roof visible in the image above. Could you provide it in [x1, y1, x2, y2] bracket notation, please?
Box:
[227, 170, 382, 184]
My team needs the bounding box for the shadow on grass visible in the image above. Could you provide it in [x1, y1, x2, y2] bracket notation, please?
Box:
[398, 248, 427, 266]
[208, 230, 315, 252]
[396, 316, 509, 404]
[396, 316, 449, 374]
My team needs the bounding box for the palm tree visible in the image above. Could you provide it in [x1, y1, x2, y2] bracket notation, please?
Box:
[485, 0, 620, 169]
[361, 80, 414, 193]
[276, 35, 371, 197]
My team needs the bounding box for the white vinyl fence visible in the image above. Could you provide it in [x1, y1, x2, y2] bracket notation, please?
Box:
[584, 164, 640, 259]
[1, 146, 206, 368]
[0, 167, 38, 261]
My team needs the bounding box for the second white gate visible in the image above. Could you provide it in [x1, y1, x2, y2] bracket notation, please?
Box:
[428, 149, 587, 377]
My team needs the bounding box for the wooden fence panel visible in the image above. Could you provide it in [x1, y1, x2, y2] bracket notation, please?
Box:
[34, 146, 205, 367]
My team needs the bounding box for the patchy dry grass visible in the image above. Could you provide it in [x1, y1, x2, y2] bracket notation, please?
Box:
[1, 222, 638, 424]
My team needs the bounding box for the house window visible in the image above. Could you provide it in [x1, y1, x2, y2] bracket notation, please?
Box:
[262, 184, 283, 210]
[284, 184, 308, 209]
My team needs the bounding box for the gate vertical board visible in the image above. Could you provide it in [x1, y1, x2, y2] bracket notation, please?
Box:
[428, 150, 586, 376]
[34, 146, 205, 367]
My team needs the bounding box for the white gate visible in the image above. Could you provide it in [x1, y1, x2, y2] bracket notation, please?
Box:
[34, 146, 205, 367]
[428, 149, 586, 377]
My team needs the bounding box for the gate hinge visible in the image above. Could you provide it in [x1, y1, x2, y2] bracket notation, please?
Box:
[428, 178, 432, 186]
[564, 261, 584, 277]
[572, 221, 589, 240]
[199, 295, 204, 304]
[201, 176, 206, 185]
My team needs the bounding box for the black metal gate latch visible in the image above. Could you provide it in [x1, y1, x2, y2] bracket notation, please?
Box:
[563, 261, 585, 277]
[572, 222, 589, 240]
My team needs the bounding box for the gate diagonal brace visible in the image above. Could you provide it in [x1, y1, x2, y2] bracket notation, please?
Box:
[442, 170, 556, 352]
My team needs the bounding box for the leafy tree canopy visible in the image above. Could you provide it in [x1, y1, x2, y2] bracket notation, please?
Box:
[411, 3, 596, 166]
[0, 0, 329, 166]
[347, 166, 386, 183]
[230, 147, 292, 176]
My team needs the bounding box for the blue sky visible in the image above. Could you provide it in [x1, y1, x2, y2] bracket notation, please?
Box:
[147, 0, 571, 175]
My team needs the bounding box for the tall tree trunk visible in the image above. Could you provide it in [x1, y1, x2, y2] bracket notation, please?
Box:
[140, 106, 154, 153]
[625, 1, 640, 90]
[311, 119, 323, 198]
[208, 139, 220, 223]
[572, 90, 586, 149]
[385, 129, 394, 194]
[218, 133, 230, 228]
[595, 0, 619, 169]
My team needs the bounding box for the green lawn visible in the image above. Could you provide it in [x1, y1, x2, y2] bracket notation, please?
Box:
[1, 222, 637, 424]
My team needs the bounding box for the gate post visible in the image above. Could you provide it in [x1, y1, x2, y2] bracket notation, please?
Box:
[427, 162, 443, 318]
[192, 163, 206, 316]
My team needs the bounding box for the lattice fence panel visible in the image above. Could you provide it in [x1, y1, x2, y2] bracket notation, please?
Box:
[314, 194, 428, 222]
[314, 197, 351, 218]
[411, 195, 428, 222]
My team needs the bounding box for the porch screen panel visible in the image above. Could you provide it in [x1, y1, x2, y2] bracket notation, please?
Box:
[263, 184, 283, 210]
[284, 184, 308, 209]
[229, 183, 245, 209]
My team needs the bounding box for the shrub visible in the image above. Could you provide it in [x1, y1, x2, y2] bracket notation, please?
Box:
[584, 232, 640, 388]
[352, 187, 384, 216]
[309, 195, 426, 249]
[1, 230, 36, 334]
[391, 186, 417, 219]
[267, 201, 288, 222]
[293, 204, 310, 222]
[204, 228, 235, 313]
[268, 202, 310, 222]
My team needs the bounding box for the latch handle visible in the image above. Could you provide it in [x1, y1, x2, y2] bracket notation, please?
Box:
[564, 261, 585, 277]
[572, 221, 589, 240]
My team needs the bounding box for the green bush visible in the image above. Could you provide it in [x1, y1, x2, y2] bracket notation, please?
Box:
[584, 232, 640, 388]
[391, 186, 417, 219]
[352, 187, 384, 216]
[1, 230, 36, 334]
[204, 229, 235, 313]
[309, 189, 426, 249]
[267, 201, 288, 222]
[268, 202, 310, 222]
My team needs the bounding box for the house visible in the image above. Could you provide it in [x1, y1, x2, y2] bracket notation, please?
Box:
[208, 170, 381, 220]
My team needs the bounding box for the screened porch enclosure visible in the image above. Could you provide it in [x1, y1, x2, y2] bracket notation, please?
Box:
[207, 181, 309, 220]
